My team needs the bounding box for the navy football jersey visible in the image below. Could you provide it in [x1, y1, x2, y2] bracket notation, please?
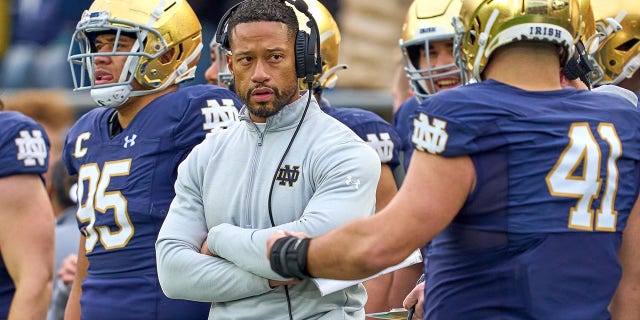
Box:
[410, 80, 640, 319]
[0, 111, 49, 318]
[319, 98, 400, 170]
[62, 85, 242, 319]
[393, 96, 421, 172]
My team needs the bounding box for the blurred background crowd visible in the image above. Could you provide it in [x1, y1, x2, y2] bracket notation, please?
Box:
[0, 0, 413, 120]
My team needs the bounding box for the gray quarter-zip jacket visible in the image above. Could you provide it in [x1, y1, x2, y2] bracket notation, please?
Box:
[156, 91, 381, 320]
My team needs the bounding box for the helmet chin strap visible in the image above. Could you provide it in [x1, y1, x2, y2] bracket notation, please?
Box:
[173, 42, 203, 84]
[316, 64, 347, 89]
[91, 84, 133, 108]
[473, 8, 500, 81]
[452, 16, 470, 86]
[612, 54, 640, 85]
[602, 11, 626, 37]
[131, 41, 203, 95]
[589, 10, 626, 86]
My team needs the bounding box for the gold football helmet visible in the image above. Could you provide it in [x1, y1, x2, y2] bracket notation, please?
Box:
[579, 0, 597, 45]
[68, 0, 203, 107]
[576, 0, 597, 57]
[454, 0, 581, 82]
[589, 0, 640, 85]
[400, 0, 463, 101]
[294, 0, 345, 92]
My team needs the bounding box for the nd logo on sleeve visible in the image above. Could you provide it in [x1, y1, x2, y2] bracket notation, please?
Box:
[14, 129, 47, 167]
[366, 133, 394, 163]
[411, 113, 448, 154]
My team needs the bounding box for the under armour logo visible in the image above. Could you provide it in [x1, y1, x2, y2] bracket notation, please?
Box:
[276, 165, 300, 187]
[345, 176, 361, 190]
[202, 98, 239, 133]
[14, 130, 47, 167]
[366, 132, 394, 163]
[412, 113, 448, 154]
[123, 134, 137, 148]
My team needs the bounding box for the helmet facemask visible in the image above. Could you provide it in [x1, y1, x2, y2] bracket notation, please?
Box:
[402, 35, 463, 101]
[215, 44, 234, 90]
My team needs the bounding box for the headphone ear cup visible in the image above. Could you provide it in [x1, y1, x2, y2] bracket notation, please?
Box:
[220, 33, 230, 51]
[295, 30, 310, 79]
[214, 1, 242, 51]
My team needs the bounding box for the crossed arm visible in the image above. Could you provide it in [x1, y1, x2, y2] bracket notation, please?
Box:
[266, 151, 474, 280]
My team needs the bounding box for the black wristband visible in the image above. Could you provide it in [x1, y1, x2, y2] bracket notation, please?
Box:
[270, 236, 293, 277]
[270, 236, 312, 280]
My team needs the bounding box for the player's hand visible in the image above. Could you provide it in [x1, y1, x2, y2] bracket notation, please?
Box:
[57, 254, 78, 286]
[265, 230, 309, 259]
[403, 281, 425, 319]
[200, 237, 218, 257]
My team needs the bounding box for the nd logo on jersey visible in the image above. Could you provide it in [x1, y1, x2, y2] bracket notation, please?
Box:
[276, 165, 300, 187]
[14, 129, 47, 166]
[201, 98, 239, 133]
[366, 133, 394, 163]
[412, 113, 448, 154]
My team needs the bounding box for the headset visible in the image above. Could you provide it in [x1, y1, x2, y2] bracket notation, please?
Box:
[214, 0, 322, 86]
[563, 40, 595, 89]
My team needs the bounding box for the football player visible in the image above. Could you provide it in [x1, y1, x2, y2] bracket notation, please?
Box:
[394, 2, 466, 317]
[62, 0, 242, 319]
[268, 0, 640, 318]
[204, 38, 222, 87]
[393, 0, 465, 176]
[0, 100, 55, 320]
[204, 37, 234, 91]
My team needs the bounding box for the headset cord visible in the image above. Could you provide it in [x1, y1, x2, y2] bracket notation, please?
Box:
[267, 90, 312, 226]
[267, 89, 313, 320]
[285, 286, 294, 320]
